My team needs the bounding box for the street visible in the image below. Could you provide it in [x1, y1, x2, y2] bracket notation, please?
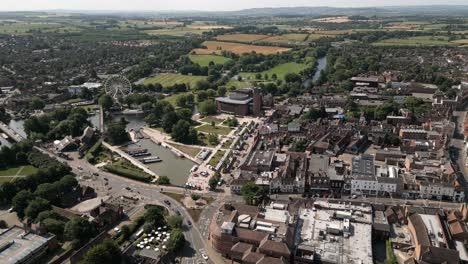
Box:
[35, 147, 221, 264]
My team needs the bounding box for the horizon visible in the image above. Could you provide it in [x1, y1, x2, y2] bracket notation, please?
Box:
[1, 1, 468, 12]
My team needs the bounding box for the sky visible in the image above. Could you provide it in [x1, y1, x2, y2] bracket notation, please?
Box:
[1, 0, 467, 11]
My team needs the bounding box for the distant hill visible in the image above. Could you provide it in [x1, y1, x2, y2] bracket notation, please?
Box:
[2, 5, 468, 18]
[225, 5, 468, 17]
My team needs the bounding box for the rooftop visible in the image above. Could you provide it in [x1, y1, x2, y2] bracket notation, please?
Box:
[0, 226, 54, 264]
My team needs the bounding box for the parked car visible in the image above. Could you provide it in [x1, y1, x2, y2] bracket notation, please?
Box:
[201, 253, 209, 260]
[164, 200, 171, 205]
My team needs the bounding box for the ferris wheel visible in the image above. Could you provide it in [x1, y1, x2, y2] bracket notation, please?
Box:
[104, 75, 132, 100]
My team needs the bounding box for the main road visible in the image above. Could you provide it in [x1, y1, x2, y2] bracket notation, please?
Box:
[35, 147, 224, 264]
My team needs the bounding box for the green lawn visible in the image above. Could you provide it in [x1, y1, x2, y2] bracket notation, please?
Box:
[226, 79, 253, 89]
[163, 92, 191, 106]
[167, 142, 201, 157]
[196, 124, 232, 135]
[199, 116, 225, 125]
[208, 150, 226, 167]
[189, 55, 231, 67]
[142, 74, 206, 88]
[0, 165, 38, 177]
[240, 62, 307, 81]
[372, 36, 462, 47]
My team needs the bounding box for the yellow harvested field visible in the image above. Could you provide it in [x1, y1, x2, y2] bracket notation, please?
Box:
[192, 41, 290, 55]
[216, 33, 269, 43]
[452, 39, 468, 44]
[188, 25, 233, 30]
[311, 16, 351, 23]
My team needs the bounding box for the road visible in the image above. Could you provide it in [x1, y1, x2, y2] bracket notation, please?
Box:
[268, 193, 464, 210]
[35, 147, 222, 264]
[451, 111, 467, 181]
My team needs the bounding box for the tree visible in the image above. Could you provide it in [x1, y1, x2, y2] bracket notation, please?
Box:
[171, 120, 198, 144]
[29, 97, 45, 110]
[208, 134, 219, 145]
[284, 73, 301, 83]
[162, 112, 178, 133]
[191, 194, 201, 201]
[43, 218, 65, 235]
[12, 190, 34, 219]
[25, 197, 51, 221]
[65, 217, 97, 247]
[80, 240, 122, 264]
[156, 176, 171, 185]
[0, 220, 7, 229]
[167, 228, 186, 252]
[240, 182, 262, 205]
[98, 94, 113, 111]
[106, 118, 130, 145]
[217, 86, 227, 97]
[167, 215, 183, 229]
[34, 183, 58, 203]
[197, 90, 208, 102]
[199, 100, 217, 116]
[208, 176, 218, 191]
[144, 206, 166, 228]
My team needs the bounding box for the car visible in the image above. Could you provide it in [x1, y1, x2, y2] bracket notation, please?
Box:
[175, 210, 181, 216]
[77, 166, 83, 170]
[200, 171, 208, 177]
[164, 200, 171, 205]
[187, 220, 192, 226]
[7, 207, 14, 213]
[125, 186, 131, 190]
[92, 172, 99, 176]
[201, 253, 209, 260]
[351, 195, 358, 199]
[104, 177, 109, 181]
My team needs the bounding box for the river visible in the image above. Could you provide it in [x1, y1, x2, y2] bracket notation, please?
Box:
[303, 56, 327, 87]
[0, 119, 26, 147]
[129, 139, 195, 186]
[89, 112, 194, 186]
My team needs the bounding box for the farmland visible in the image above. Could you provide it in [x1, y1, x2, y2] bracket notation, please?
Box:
[240, 62, 307, 81]
[192, 41, 290, 55]
[261, 34, 309, 45]
[215, 33, 269, 43]
[188, 55, 231, 67]
[0, 21, 79, 34]
[143, 27, 207, 36]
[372, 36, 465, 47]
[142, 74, 206, 88]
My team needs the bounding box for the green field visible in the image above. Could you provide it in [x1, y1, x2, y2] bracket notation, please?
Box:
[189, 55, 231, 67]
[196, 124, 232, 135]
[0, 22, 80, 34]
[163, 92, 191, 106]
[143, 27, 207, 36]
[0, 165, 38, 177]
[142, 74, 206, 88]
[372, 36, 463, 47]
[240, 62, 307, 81]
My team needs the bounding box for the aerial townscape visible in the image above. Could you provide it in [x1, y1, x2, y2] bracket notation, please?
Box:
[0, 1, 468, 264]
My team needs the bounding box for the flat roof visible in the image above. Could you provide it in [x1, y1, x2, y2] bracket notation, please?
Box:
[0, 226, 52, 264]
[296, 206, 373, 264]
[216, 96, 252, 105]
